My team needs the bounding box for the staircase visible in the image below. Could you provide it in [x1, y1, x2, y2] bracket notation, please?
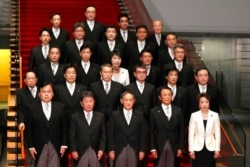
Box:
[7, 0, 23, 166]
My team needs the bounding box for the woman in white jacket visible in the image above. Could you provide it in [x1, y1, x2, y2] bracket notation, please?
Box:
[188, 93, 221, 167]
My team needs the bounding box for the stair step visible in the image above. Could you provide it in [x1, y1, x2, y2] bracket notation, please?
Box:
[7, 153, 22, 161]
[7, 141, 21, 148]
[7, 121, 17, 127]
[7, 131, 19, 138]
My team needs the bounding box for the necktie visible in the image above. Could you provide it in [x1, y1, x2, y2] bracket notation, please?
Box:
[177, 63, 182, 71]
[109, 42, 113, 51]
[146, 66, 150, 76]
[139, 84, 144, 94]
[43, 46, 48, 59]
[54, 29, 59, 38]
[157, 35, 161, 46]
[45, 103, 51, 120]
[105, 83, 109, 94]
[139, 43, 144, 52]
[89, 22, 94, 31]
[86, 112, 91, 125]
[166, 106, 170, 120]
[171, 87, 176, 100]
[51, 63, 57, 75]
[30, 88, 36, 98]
[77, 41, 82, 51]
[84, 63, 88, 73]
[201, 86, 206, 93]
[122, 31, 127, 42]
[69, 84, 74, 95]
[126, 112, 130, 125]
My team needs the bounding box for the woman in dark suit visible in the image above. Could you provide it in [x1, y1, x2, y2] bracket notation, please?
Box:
[188, 93, 221, 167]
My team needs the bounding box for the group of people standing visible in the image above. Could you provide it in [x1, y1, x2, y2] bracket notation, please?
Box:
[16, 4, 221, 167]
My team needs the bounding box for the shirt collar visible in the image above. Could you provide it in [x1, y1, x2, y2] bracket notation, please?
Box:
[66, 82, 75, 87]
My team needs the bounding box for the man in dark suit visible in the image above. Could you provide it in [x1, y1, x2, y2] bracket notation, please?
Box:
[125, 64, 156, 121]
[147, 20, 166, 52]
[83, 5, 105, 44]
[90, 63, 123, 121]
[150, 86, 184, 167]
[26, 82, 67, 167]
[54, 63, 87, 115]
[16, 71, 40, 167]
[69, 91, 106, 167]
[157, 67, 186, 111]
[75, 43, 100, 88]
[116, 13, 136, 44]
[125, 25, 157, 71]
[28, 28, 51, 72]
[96, 25, 125, 66]
[163, 43, 194, 87]
[139, 49, 161, 87]
[157, 32, 177, 70]
[37, 46, 65, 87]
[49, 13, 69, 63]
[185, 67, 220, 126]
[108, 91, 146, 167]
[64, 22, 92, 64]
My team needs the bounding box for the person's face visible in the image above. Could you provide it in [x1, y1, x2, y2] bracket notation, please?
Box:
[195, 69, 209, 85]
[101, 66, 113, 82]
[174, 47, 185, 62]
[166, 70, 178, 85]
[73, 27, 85, 40]
[40, 31, 51, 45]
[136, 28, 147, 41]
[152, 21, 163, 34]
[111, 55, 122, 67]
[64, 67, 77, 84]
[165, 34, 177, 49]
[140, 52, 153, 66]
[80, 96, 95, 112]
[50, 14, 61, 28]
[105, 28, 117, 41]
[24, 72, 37, 87]
[159, 89, 172, 105]
[80, 48, 92, 62]
[39, 85, 54, 103]
[48, 48, 60, 63]
[120, 93, 135, 111]
[134, 67, 147, 82]
[85, 6, 96, 21]
[118, 16, 129, 30]
[199, 97, 210, 111]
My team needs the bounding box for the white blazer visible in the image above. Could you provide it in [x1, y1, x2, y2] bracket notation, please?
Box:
[112, 67, 130, 86]
[188, 110, 221, 152]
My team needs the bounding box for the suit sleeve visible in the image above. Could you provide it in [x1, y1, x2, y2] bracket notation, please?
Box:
[26, 105, 34, 148]
[188, 113, 195, 152]
[214, 113, 221, 151]
[139, 115, 146, 152]
[28, 48, 35, 71]
[149, 109, 156, 150]
[178, 109, 185, 150]
[69, 115, 77, 152]
[16, 91, 24, 124]
[99, 114, 106, 151]
[108, 112, 115, 152]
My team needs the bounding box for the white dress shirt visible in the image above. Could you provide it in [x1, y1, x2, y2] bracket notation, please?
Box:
[198, 84, 207, 93]
[66, 82, 75, 96]
[162, 103, 172, 120]
[123, 109, 132, 125]
[83, 110, 93, 125]
[81, 61, 90, 73]
[42, 101, 51, 120]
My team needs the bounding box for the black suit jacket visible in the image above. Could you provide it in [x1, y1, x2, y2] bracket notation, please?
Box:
[37, 62, 65, 87]
[163, 61, 194, 87]
[90, 80, 123, 120]
[69, 111, 106, 158]
[28, 46, 49, 71]
[125, 41, 157, 70]
[124, 82, 156, 120]
[184, 84, 220, 125]
[16, 87, 40, 124]
[64, 40, 81, 64]
[150, 105, 184, 156]
[146, 65, 161, 88]
[157, 48, 174, 71]
[26, 101, 67, 162]
[75, 62, 100, 88]
[83, 21, 105, 44]
[147, 33, 166, 52]
[54, 83, 87, 115]
[116, 30, 136, 44]
[96, 41, 125, 66]
[49, 28, 69, 63]
[108, 109, 146, 160]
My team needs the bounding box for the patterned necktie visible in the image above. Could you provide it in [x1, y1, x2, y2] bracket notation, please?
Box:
[43, 46, 48, 59]
[126, 112, 130, 125]
[45, 103, 50, 120]
[123, 31, 127, 42]
[30, 88, 36, 98]
[105, 83, 109, 94]
[52, 63, 57, 75]
[84, 63, 88, 73]
[157, 34, 161, 46]
[166, 106, 170, 120]
[54, 29, 59, 38]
